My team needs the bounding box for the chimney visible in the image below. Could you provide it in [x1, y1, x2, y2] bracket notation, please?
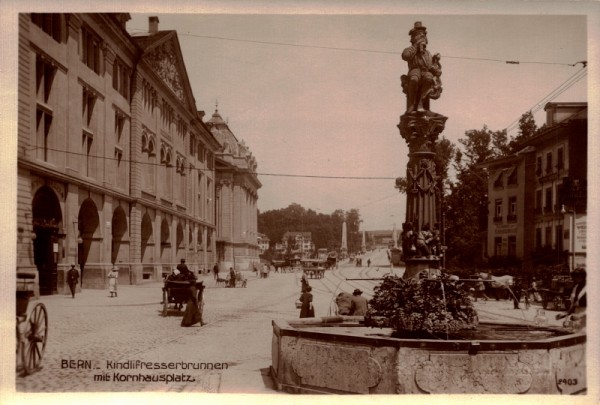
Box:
[149, 16, 159, 35]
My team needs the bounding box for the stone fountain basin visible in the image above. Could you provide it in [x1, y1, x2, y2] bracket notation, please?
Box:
[271, 316, 586, 394]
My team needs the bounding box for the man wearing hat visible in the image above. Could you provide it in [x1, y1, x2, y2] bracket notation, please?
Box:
[67, 264, 79, 298]
[401, 21, 441, 114]
[350, 289, 369, 316]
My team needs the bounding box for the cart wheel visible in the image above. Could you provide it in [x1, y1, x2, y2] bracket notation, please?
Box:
[162, 290, 168, 317]
[22, 303, 48, 375]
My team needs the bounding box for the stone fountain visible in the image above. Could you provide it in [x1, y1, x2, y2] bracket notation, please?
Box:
[270, 21, 586, 395]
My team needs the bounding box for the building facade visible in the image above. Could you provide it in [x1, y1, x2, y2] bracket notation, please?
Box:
[16, 14, 257, 295]
[257, 233, 270, 254]
[281, 231, 315, 258]
[482, 102, 587, 272]
[208, 109, 261, 271]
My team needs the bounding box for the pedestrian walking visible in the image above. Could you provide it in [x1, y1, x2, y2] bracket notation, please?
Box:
[213, 262, 219, 280]
[299, 286, 315, 318]
[108, 266, 119, 297]
[350, 289, 368, 316]
[367, 258, 371, 267]
[300, 273, 309, 293]
[67, 264, 79, 298]
[229, 267, 236, 288]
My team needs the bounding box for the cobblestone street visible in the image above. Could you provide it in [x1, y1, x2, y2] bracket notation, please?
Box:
[14, 250, 570, 394]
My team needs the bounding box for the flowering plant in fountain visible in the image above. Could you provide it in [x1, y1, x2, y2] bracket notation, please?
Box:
[365, 273, 478, 336]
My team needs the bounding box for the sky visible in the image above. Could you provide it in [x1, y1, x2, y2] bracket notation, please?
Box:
[124, 11, 589, 231]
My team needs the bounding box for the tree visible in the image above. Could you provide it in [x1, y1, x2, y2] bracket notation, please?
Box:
[509, 111, 538, 152]
[444, 126, 505, 269]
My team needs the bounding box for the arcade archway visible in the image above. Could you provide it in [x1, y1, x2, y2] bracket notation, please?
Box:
[78, 198, 100, 284]
[32, 186, 63, 295]
[111, 206, 128, 264]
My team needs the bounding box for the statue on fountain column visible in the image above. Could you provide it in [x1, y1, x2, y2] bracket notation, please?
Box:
[401, 21, 443, 115]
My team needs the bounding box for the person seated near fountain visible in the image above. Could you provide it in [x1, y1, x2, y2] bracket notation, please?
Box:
[350, 289, 369, 316]
[556, 268, 586, 329]
[335, 291, 353, 315]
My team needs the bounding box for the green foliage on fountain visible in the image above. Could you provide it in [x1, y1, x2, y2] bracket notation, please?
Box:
[366, 274, 478, 336]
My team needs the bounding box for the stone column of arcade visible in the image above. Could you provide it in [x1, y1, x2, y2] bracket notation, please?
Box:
[397, 21, 447, 280]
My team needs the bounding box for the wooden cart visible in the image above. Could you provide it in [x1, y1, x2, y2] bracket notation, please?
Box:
[16, 272, 48, 376]
[162, 280, 204, 317]
[539, 276, 573, 311]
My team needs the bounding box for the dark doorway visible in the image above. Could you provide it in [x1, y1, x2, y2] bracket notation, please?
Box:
[32, 186, 62, 295]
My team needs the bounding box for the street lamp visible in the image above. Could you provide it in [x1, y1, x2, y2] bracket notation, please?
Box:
[561, 204, 575, 271]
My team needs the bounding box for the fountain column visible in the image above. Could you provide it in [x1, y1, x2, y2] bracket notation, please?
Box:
[397, 22, 447, 279]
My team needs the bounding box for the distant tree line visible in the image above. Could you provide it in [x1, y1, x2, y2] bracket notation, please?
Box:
[258, 203, 362, 256]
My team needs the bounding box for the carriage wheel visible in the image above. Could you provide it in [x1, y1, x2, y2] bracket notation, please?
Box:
[162, 290, 168, 317]
[22, 303, 48, 375]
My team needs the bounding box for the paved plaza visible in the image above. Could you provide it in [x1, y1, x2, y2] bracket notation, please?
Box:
[13, 250, 570, 394]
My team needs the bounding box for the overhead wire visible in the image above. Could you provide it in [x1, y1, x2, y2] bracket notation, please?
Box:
[23, 146, 397, 180]
[129, 28, 582, 67]
[504, 66, 587, 133]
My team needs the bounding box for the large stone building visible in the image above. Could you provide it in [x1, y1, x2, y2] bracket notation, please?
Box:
[482, 102, 587, 272]
[16, 14, 258, 295]
[208, 108, 261, 271]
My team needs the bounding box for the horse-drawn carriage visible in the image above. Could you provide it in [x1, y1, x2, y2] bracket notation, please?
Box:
[16, 272, 48, 376]
[538, 275, 574, 311]
[162, 279, 205, 317]
[301, 259, 326, 279]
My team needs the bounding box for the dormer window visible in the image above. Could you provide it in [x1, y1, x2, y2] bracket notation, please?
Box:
[493, 171, 504, 188]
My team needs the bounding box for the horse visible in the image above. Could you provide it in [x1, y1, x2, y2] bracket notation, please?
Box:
[479, 272, 514, 300]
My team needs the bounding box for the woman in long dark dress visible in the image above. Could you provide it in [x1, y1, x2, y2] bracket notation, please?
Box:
[181, 270, 205, 327]
[299, 286, 315, 318]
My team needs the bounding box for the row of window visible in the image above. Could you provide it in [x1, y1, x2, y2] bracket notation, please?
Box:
[536, 147, 565, 177]
[493, 196, 517, 222]
[493, 235, 517, 257]
[535, 225, 564, 250]
[535, 184, 564, 214]
[142, 78, 213, 167]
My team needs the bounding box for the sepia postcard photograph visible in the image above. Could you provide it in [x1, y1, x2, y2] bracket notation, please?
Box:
[1, 1, 598, 404]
